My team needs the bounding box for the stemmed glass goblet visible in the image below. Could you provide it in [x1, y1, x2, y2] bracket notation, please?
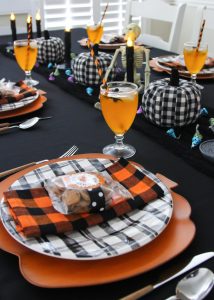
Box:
[100, 81, 138, 159]
[14, 39, 39, 86]
[183, 42, 208, 83]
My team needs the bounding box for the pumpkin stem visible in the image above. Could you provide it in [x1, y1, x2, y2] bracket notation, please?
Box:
[169, 68, 179, 87]
[44, 30, 50, 40]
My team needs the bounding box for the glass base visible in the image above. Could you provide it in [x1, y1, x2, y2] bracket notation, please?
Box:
[24, 78, 39, 87]
[103, 143, 136, 159]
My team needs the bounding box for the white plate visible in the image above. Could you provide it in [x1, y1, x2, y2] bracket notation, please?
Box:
[0, 92, 39, 112]
[0, 158, 173, 260]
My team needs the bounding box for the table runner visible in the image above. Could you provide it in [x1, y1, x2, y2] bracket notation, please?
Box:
[0, 45, 213, 178]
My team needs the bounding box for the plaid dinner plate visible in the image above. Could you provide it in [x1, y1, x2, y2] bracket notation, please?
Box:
[0, 158, 173, 260]
[0, 92, 39, 112]
[156, 55, 214, 78]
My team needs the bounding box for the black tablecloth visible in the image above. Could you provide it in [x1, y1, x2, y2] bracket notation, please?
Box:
[0, 29, 213, 300]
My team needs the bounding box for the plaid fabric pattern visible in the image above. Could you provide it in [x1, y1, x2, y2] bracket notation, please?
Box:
[71, 52, 117, 85]
[0, 81, 38, 112]
[142, 78, 201, 127]
[37, 37, 65, 64]
[1, 158, 172, 259]
[0, 81, 36, 105]
[4, 158, 165, 238]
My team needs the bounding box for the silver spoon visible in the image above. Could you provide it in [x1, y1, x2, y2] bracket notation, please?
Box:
[0, 117, 41, 133]
[166, 268, 214, 300]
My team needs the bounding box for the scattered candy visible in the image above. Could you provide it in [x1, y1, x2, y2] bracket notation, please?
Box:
[191, 124, 203, 148]
[67, 75, 75, 83]
[48, 63, 53, 69]
[54, 68, 60, 76]
[65, 69, 72, 76]
[199, 107, 208, 117]
[70, 53, 76, 59]
[209, 118, 214, 133]
[166, 128, 177, 139]
[137, 106, 143, 114]
[49, 73, 55, 81]
[86, 87, 93, 96]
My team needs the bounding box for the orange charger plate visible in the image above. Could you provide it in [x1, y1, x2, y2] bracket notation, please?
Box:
[0, 95, 47, 119]
[0, 154, 196, 288]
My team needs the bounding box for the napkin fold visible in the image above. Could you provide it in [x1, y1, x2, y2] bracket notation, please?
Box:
[0, 81, 37, 105]
[4, 158, 165, 237]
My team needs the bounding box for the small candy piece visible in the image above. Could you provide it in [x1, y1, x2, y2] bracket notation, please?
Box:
[70, 53, 76, 59]
[199, 107, 208, 117]
[115, 67, 122, 74]
[86, 87, 93, 96]
[54, 68, 60, 76]
[67, 75, 75, 83]
[209, 118, 214, 133]
[35, 62, 39, 68]
[191, 124, 203, 148]
[48, 62, 53, 69]
[137, 106, 143, 114]
[65, 69, 72, 76]
[166, 128, 177, 139]
[49, 73, 55, 81]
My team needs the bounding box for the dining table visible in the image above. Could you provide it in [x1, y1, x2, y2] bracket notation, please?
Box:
[0, 28, 213, 300]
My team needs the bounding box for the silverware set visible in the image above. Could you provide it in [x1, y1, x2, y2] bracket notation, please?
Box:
[0, 116, 52, 133]
[0, 145, 78, 179]
[120, 252, 214, 300]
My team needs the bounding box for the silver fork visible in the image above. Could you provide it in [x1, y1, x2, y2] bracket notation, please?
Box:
[0, 145, 78, 179]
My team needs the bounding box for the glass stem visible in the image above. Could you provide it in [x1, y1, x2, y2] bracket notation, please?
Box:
[115, 134, 125, 150]
[25, 71, 33, 87]
[191, 74, 197, 84]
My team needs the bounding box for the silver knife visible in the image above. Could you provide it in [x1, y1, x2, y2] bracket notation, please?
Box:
[119, 252, 214, 300]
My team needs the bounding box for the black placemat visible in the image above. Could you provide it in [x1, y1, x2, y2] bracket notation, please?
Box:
[0, 45, 213, 178]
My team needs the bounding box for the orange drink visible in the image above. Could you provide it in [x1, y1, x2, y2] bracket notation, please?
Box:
[183, 42, 208, 82]
[100, 82, 138, 159]
[14, 40, 38, 71]
[86, 24, 103, 44]
[100, 86, 138, 135]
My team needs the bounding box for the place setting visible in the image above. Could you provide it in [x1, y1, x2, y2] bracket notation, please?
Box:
[0, 2, 214, 299]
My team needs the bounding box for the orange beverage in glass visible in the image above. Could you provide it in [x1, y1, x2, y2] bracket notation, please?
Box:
[100, 82, 138, 158]
[14, 40, 38, 71]
[14, 39, 39, 86]
[183, 42, 208, 82]
[86, 24, 104, 44]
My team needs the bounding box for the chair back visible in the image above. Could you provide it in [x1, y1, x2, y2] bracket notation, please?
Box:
[124, 0, 186, 52]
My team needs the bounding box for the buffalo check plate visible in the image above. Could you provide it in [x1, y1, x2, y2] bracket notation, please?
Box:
[0, 92, 39, 112]
[0, 158, 173, 260]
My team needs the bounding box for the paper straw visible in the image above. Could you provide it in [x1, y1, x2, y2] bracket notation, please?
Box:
[196, 19, 206, 51]
[25, 16, 32, 71]
[100, 2, 109, 25]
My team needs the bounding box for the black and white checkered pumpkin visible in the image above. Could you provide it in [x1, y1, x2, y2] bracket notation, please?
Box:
[142, 78, 202, 127]
[37, 36, 65, 64]
[71, 52, 117, 85]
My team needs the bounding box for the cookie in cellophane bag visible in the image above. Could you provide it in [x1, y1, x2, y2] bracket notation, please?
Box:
[44, 171, 132, 214]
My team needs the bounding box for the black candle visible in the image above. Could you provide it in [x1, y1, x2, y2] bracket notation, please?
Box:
[10, 13, 17, 42]
[64, 27, 71, 67]
[126, 39, 134, 83]
[36, 11, 42, 38]
[27, 15, 33, 39]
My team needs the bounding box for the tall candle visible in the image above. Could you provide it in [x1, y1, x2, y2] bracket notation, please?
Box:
[126, 38, 134, 82]
[36, 10, 42, 38]
[10, 13, 17, 42]
[64, 26, 71, 67]
[27, 15, 33, 39]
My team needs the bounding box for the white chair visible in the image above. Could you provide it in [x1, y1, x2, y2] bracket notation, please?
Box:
[124, 0, 186, 52]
